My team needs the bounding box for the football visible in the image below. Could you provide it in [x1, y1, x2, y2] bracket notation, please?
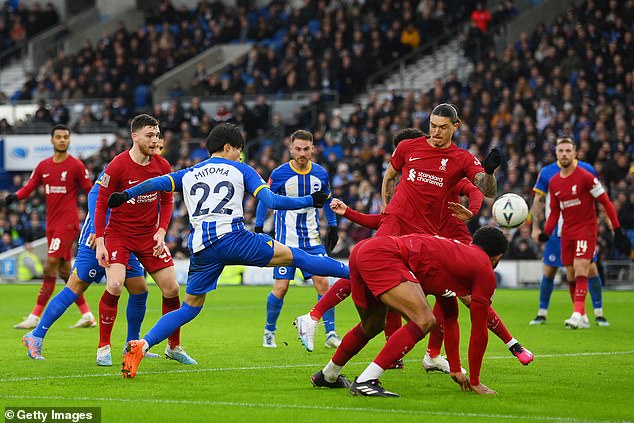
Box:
[492, 193, 529, 229]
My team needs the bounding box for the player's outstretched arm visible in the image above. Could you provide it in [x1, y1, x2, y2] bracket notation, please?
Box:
[473, 148, 501, 198]
[108, 174, 177, 208]
[256, 187, 325, 210]
[530, 191, 545, 241]
[381, 164, 398, 210]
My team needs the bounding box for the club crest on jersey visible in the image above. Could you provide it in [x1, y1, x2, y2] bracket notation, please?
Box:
[61, 171, 68, 181]
[571, 184, 577, 195]
[439, 158, 448, 171]
[313, 182, 320, 192]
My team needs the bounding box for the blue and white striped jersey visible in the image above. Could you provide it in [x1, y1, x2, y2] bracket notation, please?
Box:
[256, 161, 336, 248]
[533, 160, 597, 236]
[78, 169, 107, 247]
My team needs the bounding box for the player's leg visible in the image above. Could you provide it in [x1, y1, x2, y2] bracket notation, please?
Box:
[309, 277, 351, 321]
[22, 272, 91, 360]
[352, 281, 435, 397]
[423, 301, 447, 372]
[263, 270, 292, 348]
[563, 238, 592, 329]
[14, 250, 59, 329]
[123, 275, 148, 344]
[151, 264, 197, 365]
[588, 261, 609, 326]
[530, 234, 561, 325]
[311, 275, 341, 348]
[56, 259, 95, 329]
[483, 304, 534, 365]
[268, 241, 349, 279]
[97, 263, 127, 365]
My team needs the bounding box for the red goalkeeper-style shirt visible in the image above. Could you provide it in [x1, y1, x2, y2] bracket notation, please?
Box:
[16, 155, 92, 231]
[94, 151, 173, 238]
[386, 136, 484, 235]
[394, 233, 496, 385]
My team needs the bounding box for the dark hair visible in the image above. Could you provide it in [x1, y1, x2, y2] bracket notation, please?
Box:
[472, 227, 508, 257]
[290, 129, 313, 143]
[130, 114, 159, 133]
[206, 123, 245, 154]
[431, 103, 460, 124]
[393, 128, 424, 147]
[50, 124, 70, 137]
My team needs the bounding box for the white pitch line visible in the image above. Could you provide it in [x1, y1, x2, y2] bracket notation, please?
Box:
[0, 394, 619, 423]
[2, 350, 633, 384]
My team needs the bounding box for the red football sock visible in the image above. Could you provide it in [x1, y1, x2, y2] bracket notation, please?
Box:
[74, 294, 91, 314]
[99, 290, 120, 348]
[573, 276, 588, 315]
[568, 281, 576, 303]
[31, 276, 57, 316]
[487, 307, 512, 344]
[332, 323, 372, 366]
[384, 310, 402, 340]
[374, 321, 426, 370]
[163, 296, 181, 348]
[310, 278, 351, 320]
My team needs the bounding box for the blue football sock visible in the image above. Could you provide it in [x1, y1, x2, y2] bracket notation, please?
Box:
[144, 302, 202, 348]
[265, 291, 284, 332]
[33, 287, 78, 338]
[126, 292, 148, 343]
[588, 275, 603, 309]
[538, 276, 555, 310]
[319, 294, 336, 333]
[290, 247, 349, 279]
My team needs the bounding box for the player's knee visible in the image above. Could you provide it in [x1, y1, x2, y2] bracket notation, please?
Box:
[361, 316, 385, 338]
[159, 283, 180, 298]
[272, 285, 288, 298]
[413, 311, 436, 334]
[107, 280, 125, 295]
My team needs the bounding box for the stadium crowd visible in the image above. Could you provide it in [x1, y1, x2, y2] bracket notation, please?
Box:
[0, 0, 632, 263]
[0, 1, 59, 55]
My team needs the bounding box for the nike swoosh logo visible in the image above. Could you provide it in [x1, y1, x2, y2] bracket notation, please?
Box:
[43, 174, 50, 177]
[409, 157, 423, 162]
[42, 326, 49, 330]
[128, 180, 139, 184]
[101, 321, 113, 325]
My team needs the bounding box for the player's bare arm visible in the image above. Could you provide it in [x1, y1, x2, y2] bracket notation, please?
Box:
[530, 192, 545, 241]
[473, 172, 497, 198]
[330, 198, 348, 216]
[153, 228, 167, 257]
[381, 164, 398, 209]
[447, 202, 473, 221]
[95, 237, 109, 267]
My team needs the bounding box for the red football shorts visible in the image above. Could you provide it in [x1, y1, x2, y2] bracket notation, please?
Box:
[105, 231, 173, 273]
[46, 228, 79, 261]
[560, 237, 596, 265]
[350, 237, 419, 309]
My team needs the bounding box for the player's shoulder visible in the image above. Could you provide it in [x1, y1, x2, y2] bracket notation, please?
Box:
[107, 151, 129, 168]
[270, 162, 290, 176]
[310, 162, 329, 176]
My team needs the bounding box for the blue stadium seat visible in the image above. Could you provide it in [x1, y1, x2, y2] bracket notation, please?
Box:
[133, 85, 152, 109]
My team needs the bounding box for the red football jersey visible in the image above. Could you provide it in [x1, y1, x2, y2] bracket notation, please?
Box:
[16, 155, 92, 231]
[545, 166, 604, 241]
[387, 137, 484, 235]
[94, 151, 172, 238]
[394, 233, 495, 384]
[438, 178, 484, 244]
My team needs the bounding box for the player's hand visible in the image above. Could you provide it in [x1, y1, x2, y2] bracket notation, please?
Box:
[447, 202, 473, 221]
[153, 228, 167, 257]
[4, 193, 18, 206]
[95, 237, 109, 268]
[471, 382, 497, 395]
[537, 232, 549, 243]
[483, 148, 502, 174]
[254, 226, 264, 233]
[531, 227, 541, 242]
[614, 227, 631, 256]
[311, 191, 328, 208]
[450, 372, 472, 392]
[326, 226, 339, 252]
[108, 191, 129, 208]
[330, 198, 348, 216]
[86, 233, 97, 250]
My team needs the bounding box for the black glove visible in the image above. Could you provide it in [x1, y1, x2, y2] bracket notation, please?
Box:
[326, 226, 339, 252]
[538, 232, 549, 243]
[108, 191, 130, 208]
[311, 191, 328, 208]
[4, 193, 18, 206]
[614, 227, 631, 256]
[254, 226, 264, 233]
[483, 148, 502, 174]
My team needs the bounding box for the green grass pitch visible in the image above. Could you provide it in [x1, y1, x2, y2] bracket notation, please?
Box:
[1, 284, 633, 422]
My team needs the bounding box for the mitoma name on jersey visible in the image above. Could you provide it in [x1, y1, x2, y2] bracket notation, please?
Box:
[406, 169, 444, 187]
[45, 185, 68, 194]
[194, 166, 229, 180]
[127, 192, 158, 204]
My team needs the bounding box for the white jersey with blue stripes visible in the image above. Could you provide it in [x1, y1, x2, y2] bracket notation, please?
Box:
[78, 169, 107, 247]
[269, 162, 330, 248]
[169, 157, 268, 253]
